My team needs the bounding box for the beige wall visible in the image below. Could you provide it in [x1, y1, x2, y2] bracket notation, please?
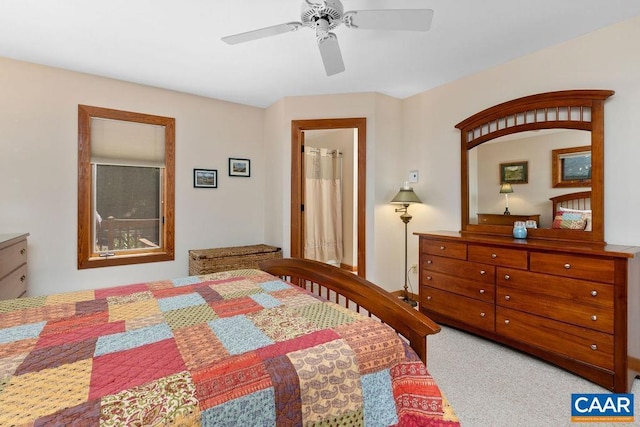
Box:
[0, 57, 264, 296]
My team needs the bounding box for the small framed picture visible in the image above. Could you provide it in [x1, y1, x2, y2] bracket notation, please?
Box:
[193, 169, 217, 188]
[229, 158, 250, 177]
[500, 161, 528, 184]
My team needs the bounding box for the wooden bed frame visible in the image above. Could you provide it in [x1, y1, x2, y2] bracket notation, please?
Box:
[260, 257, 441, 364]
[550, 190, 592, 219]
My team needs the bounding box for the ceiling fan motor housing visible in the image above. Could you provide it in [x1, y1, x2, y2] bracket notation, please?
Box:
[301, 0, 344, 30]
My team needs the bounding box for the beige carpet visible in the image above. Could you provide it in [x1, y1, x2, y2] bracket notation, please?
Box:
[427, 326, 639, 427]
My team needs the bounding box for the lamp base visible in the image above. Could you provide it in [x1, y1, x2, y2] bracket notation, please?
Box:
[504, 207, 511, 215]
[402, 296, 418, 307]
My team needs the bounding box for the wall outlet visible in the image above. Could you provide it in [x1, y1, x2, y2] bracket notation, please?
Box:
[408, 170, 419, 183]
[411, 264, 418, 273]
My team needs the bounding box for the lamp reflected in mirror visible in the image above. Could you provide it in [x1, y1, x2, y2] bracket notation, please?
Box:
[500, 183, 513, 215]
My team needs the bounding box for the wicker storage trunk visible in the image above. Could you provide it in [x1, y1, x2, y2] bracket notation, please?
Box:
[189, 244, 282, 275]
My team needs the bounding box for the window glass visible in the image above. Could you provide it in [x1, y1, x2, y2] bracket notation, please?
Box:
[94, 165, 162, 252]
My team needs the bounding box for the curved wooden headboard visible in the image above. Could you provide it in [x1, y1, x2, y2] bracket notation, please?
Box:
[550, 190, 592, 218]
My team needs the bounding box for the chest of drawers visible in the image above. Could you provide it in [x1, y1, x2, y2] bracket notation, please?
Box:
[416, 231, 640, 393]
[0, 233, 29, 299]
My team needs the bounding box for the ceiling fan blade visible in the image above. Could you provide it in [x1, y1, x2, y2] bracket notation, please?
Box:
[317, 33, 345, 76]
[221, 22, 302, 45]
[343, 9, 434, 31]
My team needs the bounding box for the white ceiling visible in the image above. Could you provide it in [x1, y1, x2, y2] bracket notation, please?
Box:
[2, 0, 640, 108]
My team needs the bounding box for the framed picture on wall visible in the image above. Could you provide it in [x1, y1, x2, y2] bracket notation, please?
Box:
[500, 161, 528, 184]
[229, 158, 250, 177]
[193, 169, 217, 188]
[552, 145, 591, 188]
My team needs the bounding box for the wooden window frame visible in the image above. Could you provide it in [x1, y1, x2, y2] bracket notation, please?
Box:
[77, 105, 175, 269]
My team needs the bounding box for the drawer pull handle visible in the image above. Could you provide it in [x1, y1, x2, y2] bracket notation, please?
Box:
[427, 276, 432, 281]
[480, 312, 486, 317]
[491, 253, 497, 259]
[20, 248, 26, 255]
[20, 275, 26, 282]
[439, 246, 445, 250]
[504, 319, 510, 325]
[590, 344, 597, 351]
[427, 260, 433, 264]
[480, 270, 486, 275]
[427, 296, 432, 300]
[504, 295, 511, 301]
[591, 315, 597, 321]
[479, 289, 485, 294]
[564, 263, 571, 269]
[504, 274, 510, 280]
[591, 290, 598, 297]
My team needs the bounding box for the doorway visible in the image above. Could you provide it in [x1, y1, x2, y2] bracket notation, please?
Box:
[291, 118, 366, 277]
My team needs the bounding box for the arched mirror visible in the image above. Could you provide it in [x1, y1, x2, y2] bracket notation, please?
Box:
[456, 90, 613, 244]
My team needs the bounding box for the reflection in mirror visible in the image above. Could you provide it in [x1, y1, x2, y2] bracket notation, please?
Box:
[552, 145, 592, 188]
[469, 129, 591, 229]
[457, 90, 612, 244]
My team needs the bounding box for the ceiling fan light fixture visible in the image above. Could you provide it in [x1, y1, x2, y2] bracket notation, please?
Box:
[221, 0, 434, 75]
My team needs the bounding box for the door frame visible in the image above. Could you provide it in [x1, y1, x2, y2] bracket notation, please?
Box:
[291, 118, 367, 277]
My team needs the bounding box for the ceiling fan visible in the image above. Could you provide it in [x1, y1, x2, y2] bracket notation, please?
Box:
[221, 0, 434, 76]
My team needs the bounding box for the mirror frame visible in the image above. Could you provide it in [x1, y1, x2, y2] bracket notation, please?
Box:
[456, 90, 613, 245]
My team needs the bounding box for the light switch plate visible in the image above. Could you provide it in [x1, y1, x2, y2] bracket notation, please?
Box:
[408, 170, 419, 183]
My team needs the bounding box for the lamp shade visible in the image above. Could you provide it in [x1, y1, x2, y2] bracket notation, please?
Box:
[499, 183, 514, 194]
[391, 183, 422, 205]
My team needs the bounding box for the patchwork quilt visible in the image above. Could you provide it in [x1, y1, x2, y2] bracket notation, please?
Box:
[0, 269, 459, 426]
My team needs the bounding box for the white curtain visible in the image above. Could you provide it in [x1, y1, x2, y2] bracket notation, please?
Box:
[304, 147, 343, 265]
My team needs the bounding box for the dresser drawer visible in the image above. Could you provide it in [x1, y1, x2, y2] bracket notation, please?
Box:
[529, 252, 615, 284]
[496, 307, 613, 371]
[0, 264, 27, 300]
[0, 239, 28, 279]
[468, 244, 528, 269]
[421, 239, 467, 260]
[423, 255, 495, 284]
[497, 268, 613, 309]
[420, 286, 495, 332]
[423, 271, 494, 302]
[496, 284, 613, 333]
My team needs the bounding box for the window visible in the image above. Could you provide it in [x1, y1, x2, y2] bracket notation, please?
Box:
[78, 105, 175, 269]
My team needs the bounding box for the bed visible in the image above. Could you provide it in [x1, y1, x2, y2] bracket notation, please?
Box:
[0, 257, 459, 426]
[550, 190, 592, 230]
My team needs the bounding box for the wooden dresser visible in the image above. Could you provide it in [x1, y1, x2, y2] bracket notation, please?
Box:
[477, 213, 540, 227]
[0, 233, 29, 299]
[416, 231, 640, 392]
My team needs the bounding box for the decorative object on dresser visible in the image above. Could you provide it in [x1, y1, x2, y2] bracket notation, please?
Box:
[0, 233, 29, 299]
[390, 182, 422, 306]
[416, 90, 640, 393]
[498, 182, 513, 215]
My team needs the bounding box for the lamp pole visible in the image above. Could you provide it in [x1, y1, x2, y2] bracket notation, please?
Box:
[397, 204, 416, 306]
